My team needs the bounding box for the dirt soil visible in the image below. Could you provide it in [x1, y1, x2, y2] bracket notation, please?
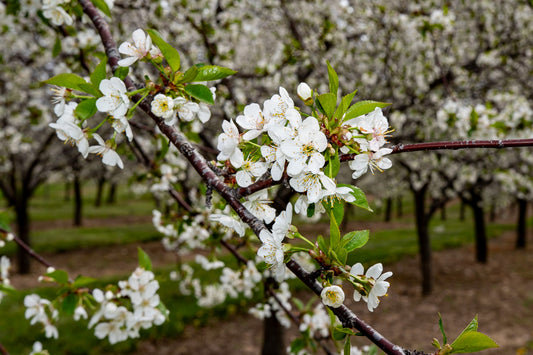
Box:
[10, 220, 533, 355]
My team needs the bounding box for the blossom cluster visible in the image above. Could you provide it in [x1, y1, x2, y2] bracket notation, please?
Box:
[24, 294, 59, 339]
[89, 268, 166, 344]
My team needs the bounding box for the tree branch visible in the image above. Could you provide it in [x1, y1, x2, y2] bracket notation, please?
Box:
[1, 228, 54, 270]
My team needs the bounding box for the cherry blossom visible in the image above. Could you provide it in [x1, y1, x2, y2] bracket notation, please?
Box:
[320, 285, 345, 308]
[118, 29, 154, 67]
[351, 263, 393, 312]
[88, 133, 124, 169]
[96, 77, 130, 118]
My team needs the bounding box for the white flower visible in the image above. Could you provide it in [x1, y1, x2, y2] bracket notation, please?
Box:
[349, 148, 393, 179]
[236, 103, 267, 140]
[118, 29, 153, 67]
[110, 116, 133, 142]
[350, 263, 392, 312]
[263, 87, 301, 131]
[281, 116, 328, 176]
[235, 158, 268, 187]
[209, 213, 246, 237]
[49, 120, 89, 158]
[29, 341, 44, 355]
[174, 97, 199, 122]
[321, 285, 345, 308]
[356, 108, 390, 152]
[43, 5, 73, 26]
[297, 82, 312, 102]
[217, 120, 244, 168]
[257, 229, 285, 281]
[74, 305, 88, 321]
[151, 94, 176, 124]
[96, 77, 130, 117]
[88, 133, 124, 169]
[243, 190, 276, 224]
[289, 170, 336, 203]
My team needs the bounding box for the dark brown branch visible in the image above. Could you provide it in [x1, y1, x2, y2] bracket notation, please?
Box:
[340, 138, 533, 162]
[1, 228, 54, 269]
[0, 342, 10, 355]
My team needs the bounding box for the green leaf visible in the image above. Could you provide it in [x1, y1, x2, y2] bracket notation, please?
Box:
[343, 100, 391, 121]
[138, 247, 153, 271]
[450, 331, 498, 353]
[344, 336, 351, 355]
[326, 153, 340, 179]
[179, 66, 199, 84]
[115, 67, 129, 80]
[306, 203, 315, 218]
[75, 98, 98, 120]
[342, 230, 369, 252]
[90, 57, 107, 88]
[6, 0, 21, 15]
[61, 293, 78, 315]
[332, 328, 348, 341]
[0, 211, 12, 232]
[334, 246, 347, 265]
[327, 61, 339, 97]
[185, 84, 214, 104]
[77, 83, 101, 97]
[317, 235, 328, 253]
[317, 93, 337, 119]
[146, 29, 181, 72]
[459, 315, 479, 334]
[290, 338, 306, 354]
[329, 209, 341, 249]
[334, 90, 357, 119]
[193, 65, 236, 81]
[44, 73, 88, 91]
[339, 184, 372, 212]
[72, 276, 97, 288]
[47, 270, 69, 285]
[90, 0, 112, 17]
[438, 313, 448, 345]
[52, 36, 62, 57]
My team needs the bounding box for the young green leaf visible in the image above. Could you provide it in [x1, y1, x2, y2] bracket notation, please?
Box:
[115, 67, 129, 81]
[344, 336, 351, 355]
[75, 98, 98, 120]
[77, 83, 101, 97]
[90, 57, 107, 88]
[47, 270, 69, 285]
[343, 100, 391, 121]
[342, 230, 369, 252]
[138, 247, 153, 271]
[193, 65, 237, 81]
[72, 276, 97, 288]
[185, 84, 214, 104]
[52, 36, 62, 57]
[450, 331, 498, 353]
[44, 73, 88, 91]
[179, 66, 199, 84]
[317, 235, 329, 253]
[146, 29, 181, 72]
[334, 89, 357, 119]
[326, 153, 340, 179]
[339, 184, 373, 212]
[327, 61, 339, 97]
[317, 93, 337, 119]
[90, 0, 112, 17]
[61, 293, 78, 315]
[329, 209, 341, 249]
[438, 313, 448, 345]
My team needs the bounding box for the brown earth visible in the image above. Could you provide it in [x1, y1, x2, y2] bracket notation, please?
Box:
[9, 219, 533, 355]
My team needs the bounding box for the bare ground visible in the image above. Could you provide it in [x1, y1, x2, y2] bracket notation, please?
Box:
[10, 220, 533, 355]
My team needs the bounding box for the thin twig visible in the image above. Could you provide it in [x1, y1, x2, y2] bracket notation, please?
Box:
[0, 228, 54, 269]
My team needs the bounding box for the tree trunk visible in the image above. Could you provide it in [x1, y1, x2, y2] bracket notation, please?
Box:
[396, 196, 403, 218]
[440, 204, 446, 221]
[470, 196, 488, 263]
[73, 172, 83, 227]
[516, 198, 527, 249]
[413, 188, 432, 295]
[15, 193, 31, 274]
[384, 197, 392, 222]
[106, 182, 117, 205]
[64, 181, 71, 202]
[489, 203, 496, 223]
[261, 279, 285, 355]
[95, 176, 105, 207]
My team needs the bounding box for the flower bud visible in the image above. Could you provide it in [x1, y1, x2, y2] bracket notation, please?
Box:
[297, 82, 313, 104]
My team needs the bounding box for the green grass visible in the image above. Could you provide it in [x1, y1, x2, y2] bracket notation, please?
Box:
[28, 183, 154, 222]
